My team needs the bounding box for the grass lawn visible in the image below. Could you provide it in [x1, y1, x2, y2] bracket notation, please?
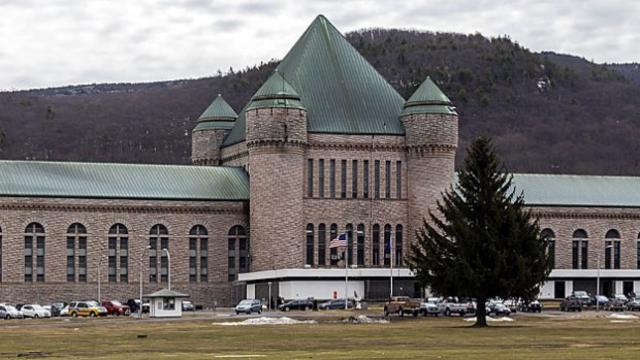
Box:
[1, 314, 640, 359]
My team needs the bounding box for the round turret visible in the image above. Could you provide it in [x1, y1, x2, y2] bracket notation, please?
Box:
[191, 94, 238, 165]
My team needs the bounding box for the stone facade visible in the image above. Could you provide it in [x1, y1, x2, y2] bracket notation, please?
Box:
[192, 129, 228, 165]
[0, 197, 248, 307]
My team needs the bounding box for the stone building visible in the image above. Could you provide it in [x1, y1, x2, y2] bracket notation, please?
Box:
[1, 15, 639, 306]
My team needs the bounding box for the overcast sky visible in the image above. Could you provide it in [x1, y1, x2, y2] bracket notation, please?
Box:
[1, 0, 638, 90]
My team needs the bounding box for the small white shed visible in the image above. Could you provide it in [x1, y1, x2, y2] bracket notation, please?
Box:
[146, 289, 189, 318]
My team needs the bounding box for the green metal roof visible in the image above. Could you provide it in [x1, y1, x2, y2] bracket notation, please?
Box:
[0, 161, 249, 201]
[223, 15, 406, 146]
[246, 70, 306, 111]
[454, 173, 640, 208]
[198, 94, 238, 121]
[193, 94, 238, 132]
[402, 77, 457, 116]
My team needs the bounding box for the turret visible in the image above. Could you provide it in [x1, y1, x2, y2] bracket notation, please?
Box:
[246, 70, 308, 271]
[400, 76, 458, 242]
[191, 94, 237, 165]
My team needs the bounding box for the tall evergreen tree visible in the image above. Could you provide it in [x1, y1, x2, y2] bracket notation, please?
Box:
[408, 137, 551, 327]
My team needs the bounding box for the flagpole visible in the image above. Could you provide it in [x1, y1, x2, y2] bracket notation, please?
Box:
[390, 232, 394, 299]
[345, 231, 349, 310]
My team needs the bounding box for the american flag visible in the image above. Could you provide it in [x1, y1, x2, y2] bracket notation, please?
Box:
[329, 232, 348, 248]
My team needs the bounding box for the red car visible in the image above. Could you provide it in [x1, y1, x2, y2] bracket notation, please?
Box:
[101, 301, 130, 316]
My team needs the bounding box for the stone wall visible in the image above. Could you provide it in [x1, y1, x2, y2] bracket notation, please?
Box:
[0, 197, 248, 307]
[192, 129, 227, 165]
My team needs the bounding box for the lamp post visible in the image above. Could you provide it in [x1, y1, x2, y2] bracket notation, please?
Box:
[97, 253, 104, 303]
[163, 248, 171, 291]
[268, 281, 273, 310]
[596, 244, 614, 311]
[139, 245, 150, 318]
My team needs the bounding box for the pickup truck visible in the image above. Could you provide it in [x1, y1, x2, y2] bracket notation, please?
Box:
[438, 297, 475, 316]
[383, 296, 421, 317]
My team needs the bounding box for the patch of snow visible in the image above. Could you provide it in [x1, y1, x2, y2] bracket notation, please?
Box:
[464, 317, 514, 322]
[608, 313, 638, 320]
[610, 320, 632, 323]
[213, 317, 317, 326]
[344, 315, 389, 324]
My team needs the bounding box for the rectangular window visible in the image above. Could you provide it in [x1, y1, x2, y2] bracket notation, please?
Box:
[572, 240, 579, 269]
[318, 225, 326, 266]
[330, 225, 338, 266]
[307, 159, 314, 197]
[612, 241, 621, 269]
[228, 239, 236, 281]
[396, 161, 402, 199]
[239, 238, 248, 273]
[329, 159, 336, 198]
[67, 237, 75, 282]
[200, 239, 208, 282]
[580, 241, 588, 269]
[363, 160, 369, 199]
[637, 241, 640, 269]
[385, 160, 391, 198]
[109, 237, 117, 282]
[318, 159, 325, 198]
[149, 238, 157, 283]
[78, 237, 87, 282]
[374, 160, 380, 199]
[340, 160, 347, 198]
[189, 238, 197, 282]
[160, 238, 169, 282]
[605, 240, 612, 269]
[24, 237, 33, 282]
[36, 236, 45, 282]
[352, 160, 358, 198]
[548, 240, 555, 269]
[120, 238, 128, 282]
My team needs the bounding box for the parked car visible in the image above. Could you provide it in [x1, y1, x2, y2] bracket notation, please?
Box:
[420, 297, 442, 316]
[101, 301, 130, 316]
[0, 305, 23, 319]
[21, 304, 51, 318]
[487, 302, 511, 316]
[49, 303, 66, 317]
[502, 299, 519, 313]
[608, 297, 626, 311]
[626, 298, 640, 311]
[60, 305, 71, 317]
[235, 299, 262, 314]
[572, 291, 591, 306]
[68, 301, 108, 317]
[591, 295, 609, 308]
[438, 297, 474, 317]
[560, 296, 583, 312]
[182, 300, 196, 312]
[318, 299, 353, 310]
[126, 299, 150, 314]
[384, 296, 421, 317]
[520, 300, 543, 313]
[278, 299, 314, 311]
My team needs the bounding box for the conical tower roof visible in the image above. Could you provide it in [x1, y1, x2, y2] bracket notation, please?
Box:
[193, 94, 237, 132]
[223, 15, 405, 146]
[246, 70, 306, 111]
[401, 77, 457, 115]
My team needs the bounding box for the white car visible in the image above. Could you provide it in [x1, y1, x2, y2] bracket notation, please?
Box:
[60, 305, 71, 317]
[21, 304, 51, 318]
[420, 297, 442, 316]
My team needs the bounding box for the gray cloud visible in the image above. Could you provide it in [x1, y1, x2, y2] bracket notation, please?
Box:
[0, 0, 638, 90]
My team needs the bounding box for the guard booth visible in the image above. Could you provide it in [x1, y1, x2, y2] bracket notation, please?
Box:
[146, 289, 189, 318]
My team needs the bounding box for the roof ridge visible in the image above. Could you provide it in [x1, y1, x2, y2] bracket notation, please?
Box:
[0, 160, 246, 171]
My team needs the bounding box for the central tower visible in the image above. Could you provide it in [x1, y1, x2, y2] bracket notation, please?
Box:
[245, 71, 308, 271]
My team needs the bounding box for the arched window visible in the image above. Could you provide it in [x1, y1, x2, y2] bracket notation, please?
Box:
[395, 225, 403, 266]
[384, 224, 392, 267]
[346, 224, 354, 265]
[605, 229, 621, 270]
[149, 224, 169, 283]
[25, 223, 45, 282]
[228, 225, 247, 281]
[189, 225, 208, 282]
[357, 224, 365, 266]
[318, 224, 326, 266]
[329, 224, 338, 266]
[637, 233, 640, 270]
[372, 224, 380, 266]
[67, 223, 87, 282]
[306, 224, 314, 266]
[108, 224, 128, 283]
[541, 228, 555, 269]
[572, 229, 588, 270]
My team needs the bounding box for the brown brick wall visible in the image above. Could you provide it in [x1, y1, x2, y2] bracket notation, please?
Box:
[246, 108, 307, 145]
[0, 197, 248, 307]
[191, 129, 228, 165]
